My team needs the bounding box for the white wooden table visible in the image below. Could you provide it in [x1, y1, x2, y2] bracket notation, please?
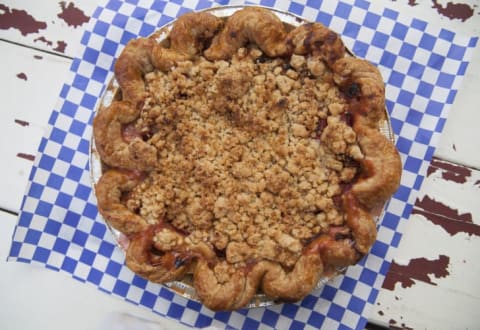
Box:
[1, 1, 479, 329]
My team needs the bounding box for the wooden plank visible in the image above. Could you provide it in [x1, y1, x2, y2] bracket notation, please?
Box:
[0, 0, 97, 58]
[374, 275, 480, 329]
[0, 210, 189, 330]
[0, 40, 71, 212]
[435, 48, 480, 169]
[371, 159, 480, 329]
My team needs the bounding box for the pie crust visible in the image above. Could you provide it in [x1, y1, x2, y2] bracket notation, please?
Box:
[92, 6, 402, 311]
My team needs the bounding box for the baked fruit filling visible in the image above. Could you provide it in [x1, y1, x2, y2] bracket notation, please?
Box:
[93, 7, 402, 311]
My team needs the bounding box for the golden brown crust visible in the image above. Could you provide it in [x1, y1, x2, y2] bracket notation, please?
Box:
[95, 170, 148, 235]
[114, 38, 155, 108]
[193, 260, 251, 310]
[343, 192, 377, 254]
[93, 6, 402, 311]
[352, 126, 402, 210]
[333, 57, 387, 127]
[194, 254, 324, 309]
[204, 7, 288, 60]
[168, 12, 223, 56]
[125, 225, 190, 282]
[286, 22, 346, 66]
[93, 101, 158, 170]
[261, 254, 323, 301]
[151, 12, 223, 71]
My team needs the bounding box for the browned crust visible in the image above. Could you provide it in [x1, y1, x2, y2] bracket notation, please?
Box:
[93, 102, 157, 170]
[95, 169, 148, 235]
[287, 22, 346, 65]
[333, 57, 387, 127]
[126, 225, 190, 282]
[114, 38, 155, 108]
[204, 7, 288, 60]
[151, 12, 223, 71]
[352, 126, 402, 210]
[93, 6, 402, 311]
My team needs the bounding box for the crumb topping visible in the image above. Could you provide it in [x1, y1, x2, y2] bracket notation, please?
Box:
[126, 46, 363, 268]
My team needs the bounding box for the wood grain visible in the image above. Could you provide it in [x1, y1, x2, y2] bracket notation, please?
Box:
[0, 0, 97, 57]
[372, 159, 480, 328]
[0, 40, 70, 212]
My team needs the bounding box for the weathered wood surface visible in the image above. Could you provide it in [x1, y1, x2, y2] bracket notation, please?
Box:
[1, 0, 479, 329]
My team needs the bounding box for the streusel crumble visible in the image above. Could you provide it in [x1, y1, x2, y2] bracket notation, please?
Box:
[93, 6, 402, 311]
[122, 47, 362, 269]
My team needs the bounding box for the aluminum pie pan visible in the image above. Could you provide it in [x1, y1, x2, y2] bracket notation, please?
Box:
[89, 5, 394, 309]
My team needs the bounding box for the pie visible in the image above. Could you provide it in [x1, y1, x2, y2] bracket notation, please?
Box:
[93, 6, 402, 311]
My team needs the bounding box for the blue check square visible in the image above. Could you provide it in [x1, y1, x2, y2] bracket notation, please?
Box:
[113, 279, 131, 296]
[168, 303, 185, 319]
[93, 20, 110, 36]
[53, 238, 70, 254]
[33, 247, 51, 263]
[372, 31, 389, 49]
[343, 21, 361, 39]
[101, 39, 120, 56]
[55, 192, 72, 209]
[35, 201, 53, 217]
[327, 303, 346, 320]
[261, 309, 279, 327]
[87, 268, 104, 285]
[289, 2, 305, 16]
[307, 311, 326, 327]
[335, 2, 352, 19]
[348, 296, 366, 314]
[363, 12, 380, 29]
[399, 42, 417, 59]
[420, 33, 437, 51]
[417, 81, 434, 98]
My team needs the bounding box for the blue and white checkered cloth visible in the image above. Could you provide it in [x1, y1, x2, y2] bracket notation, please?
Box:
[8, 0, 478, 328]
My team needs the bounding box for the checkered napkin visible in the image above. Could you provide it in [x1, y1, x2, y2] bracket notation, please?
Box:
[8, 0, 478, 328]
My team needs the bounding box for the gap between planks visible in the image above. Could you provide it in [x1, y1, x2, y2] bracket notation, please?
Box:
[0, 207, 18, 217]
[0, 37, 73, 60]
